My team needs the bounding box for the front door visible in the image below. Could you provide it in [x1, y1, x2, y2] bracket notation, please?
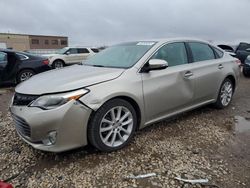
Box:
[141, 42, 195, 124]
[65, 48, 79, 64]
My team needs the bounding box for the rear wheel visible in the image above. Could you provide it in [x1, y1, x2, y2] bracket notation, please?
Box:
[52, 60, 64, 69]
[214, 78, 234, 109]
[17, 69, 35, 83]
[88, 99, 137, 152]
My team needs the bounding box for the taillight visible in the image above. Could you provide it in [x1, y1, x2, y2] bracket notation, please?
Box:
[235, 59, 241, 66]
[42, 59, 49, 65]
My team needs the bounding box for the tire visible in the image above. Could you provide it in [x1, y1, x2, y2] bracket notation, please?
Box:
[17, 69, 35, 83]
[52, 60, 64, 69]
[243, 67, 250, 77]
[88, 99, 137, 152]
[214, 78, 234, 109]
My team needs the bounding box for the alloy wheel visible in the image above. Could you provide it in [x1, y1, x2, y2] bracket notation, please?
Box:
[20, 71, 34, 82]
[54, 61, 64, 69]
[220, 81, 233, 106]
[99, 106, 134, 147]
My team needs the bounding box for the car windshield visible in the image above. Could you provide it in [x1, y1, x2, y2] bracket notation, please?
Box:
[57, 48, 69, 54]
[84, 42, 156, 68]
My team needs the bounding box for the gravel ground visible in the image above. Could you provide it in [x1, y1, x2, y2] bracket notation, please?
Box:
[0, 76, 250, 188]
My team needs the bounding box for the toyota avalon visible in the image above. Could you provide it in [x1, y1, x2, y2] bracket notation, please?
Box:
[10, 38, 240, 152]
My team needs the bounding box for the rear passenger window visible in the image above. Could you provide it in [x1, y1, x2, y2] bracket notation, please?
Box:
[213, 47, 224, 58]
[189, 42, 215, 62]
[151, 42, 188, 67]
[78, 48, 89, 53]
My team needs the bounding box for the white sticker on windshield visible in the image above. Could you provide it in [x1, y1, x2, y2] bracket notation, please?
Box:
[136, 42, 155, 46]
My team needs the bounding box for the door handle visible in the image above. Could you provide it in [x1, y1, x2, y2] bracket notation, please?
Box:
[184, 71, 193, 78]
[218, 64, 224, 69]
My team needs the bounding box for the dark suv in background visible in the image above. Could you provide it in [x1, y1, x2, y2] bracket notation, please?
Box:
[235, 42, 250, 63]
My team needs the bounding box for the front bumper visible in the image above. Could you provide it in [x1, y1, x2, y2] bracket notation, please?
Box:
[10, 100, 92, 152]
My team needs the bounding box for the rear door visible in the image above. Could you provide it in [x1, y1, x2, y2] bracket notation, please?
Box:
[142, 42, 195, 123]
[77, 48, 90, 63]
[186, 42, 224, 104]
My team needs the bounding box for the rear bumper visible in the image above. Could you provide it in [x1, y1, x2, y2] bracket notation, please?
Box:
[35, 65, 51, 74]
[10, 100, 92, 152]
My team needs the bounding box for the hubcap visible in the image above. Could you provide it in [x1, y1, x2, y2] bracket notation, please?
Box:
[99, 106, 133, 147]
[54, 61, 63, 69]
[20, 71, 33, 82]
[220, 81, 233, 106]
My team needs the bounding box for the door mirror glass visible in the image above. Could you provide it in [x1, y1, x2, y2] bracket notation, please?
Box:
[142, 59, 168, 72]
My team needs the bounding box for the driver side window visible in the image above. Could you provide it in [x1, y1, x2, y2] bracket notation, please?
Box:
[151, 42, 188, 67]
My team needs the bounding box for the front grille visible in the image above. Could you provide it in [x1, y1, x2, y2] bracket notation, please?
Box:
[13, 93, 39, 106]
[12, 113, 31, 137]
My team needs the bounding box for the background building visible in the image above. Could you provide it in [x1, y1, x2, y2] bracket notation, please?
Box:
[0, 33, 68, 51]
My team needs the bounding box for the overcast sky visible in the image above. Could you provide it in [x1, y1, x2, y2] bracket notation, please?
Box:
[0, 0, 250, 46]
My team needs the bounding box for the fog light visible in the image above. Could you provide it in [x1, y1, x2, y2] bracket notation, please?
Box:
[42, 131, 57, 146]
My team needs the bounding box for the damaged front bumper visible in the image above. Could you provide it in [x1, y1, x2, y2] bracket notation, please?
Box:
[10, 100, 92, 152]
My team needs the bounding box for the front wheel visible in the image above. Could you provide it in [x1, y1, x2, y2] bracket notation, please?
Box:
[214, 78, 234, 109]
[88, 99, 137, 152]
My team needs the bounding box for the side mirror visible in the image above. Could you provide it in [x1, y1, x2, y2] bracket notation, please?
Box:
[65, 51, 70, 55]
[141, 59, 168, 72]
[246, 48, 250, 52]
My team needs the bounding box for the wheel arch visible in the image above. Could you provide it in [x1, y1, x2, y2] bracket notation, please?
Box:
[52, 59, 65, 65]
[16, 68, 36, 82]
[88, 95, 142, 130]
[113, 96, 141, 130]
[225, 74, 236, 92]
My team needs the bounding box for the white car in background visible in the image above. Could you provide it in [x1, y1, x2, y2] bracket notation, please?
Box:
[45, 47, 99, 69]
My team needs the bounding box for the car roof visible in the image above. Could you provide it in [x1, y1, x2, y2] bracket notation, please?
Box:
[0, 48, 17, 53]
[0, 48, 44, 59]
[133, 37, 211, 44]
[64, 46, 98, 49]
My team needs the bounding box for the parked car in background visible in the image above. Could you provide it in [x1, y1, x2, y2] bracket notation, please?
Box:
[243, 55, 250, 77]
[235, 42, 250, 63]
[44, 47, 99, 69]
[0, 49, 51, 84]
[10, 38, 240, 153]
[218, 44, 236, 57]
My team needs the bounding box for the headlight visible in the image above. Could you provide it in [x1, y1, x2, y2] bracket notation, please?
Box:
[30, 89, 89, 110]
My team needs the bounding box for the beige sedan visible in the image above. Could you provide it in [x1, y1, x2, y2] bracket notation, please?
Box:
[10, 38, 240, 152]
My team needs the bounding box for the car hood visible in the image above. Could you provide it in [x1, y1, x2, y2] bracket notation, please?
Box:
[16, 65, 125, 95]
